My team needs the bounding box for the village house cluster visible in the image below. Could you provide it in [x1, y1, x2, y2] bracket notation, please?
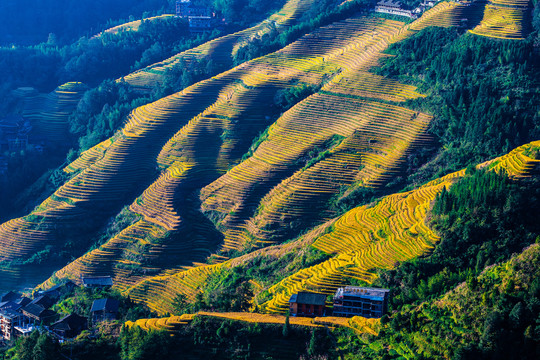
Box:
[289, 286, 390, 318]
[375, 0, 439, 19]
[175, 0, 226, 30]
[0, 276, 118, 343]
[0, 87, 47, 177]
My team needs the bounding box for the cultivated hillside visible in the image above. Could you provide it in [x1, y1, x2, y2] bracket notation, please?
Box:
[0, 0, 538, 328]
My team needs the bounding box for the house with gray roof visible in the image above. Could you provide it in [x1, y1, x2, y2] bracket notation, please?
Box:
[289, 291, 327, 317]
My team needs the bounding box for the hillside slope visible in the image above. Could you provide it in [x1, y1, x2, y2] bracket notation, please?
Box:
[30, 2, 479, 299]
[123, 0, 319, 91]
[0, 0, 536, 312]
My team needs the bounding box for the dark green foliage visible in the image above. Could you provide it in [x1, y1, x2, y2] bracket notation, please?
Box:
[119, 316, 332, 360]
[307, 328, 332, 357]
[282, 313, 290, 337]
[0, 0, 170, 46]
[273, 83, 319, 112]
[344, 169, 540, 359]
[348, 244, 540, 359]
[379, 169, 540, 308]
[0, 150, 65, 222]
[173, 267, 254, 313]
[0, 16, 197, 91]
[120, 326, 172, 360]
[4, 331, 61, 360]
[52, 285, 156, 325]
[329, 185, 377, 214]
[378, 27, 540, 183]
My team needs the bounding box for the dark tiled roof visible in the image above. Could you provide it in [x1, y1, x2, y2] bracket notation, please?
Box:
[90, 298, 119, 313]
[0, 309, 22, 319]
[334, 286, 390, 300]
[16, 297, 32, 307]
[22, 303, 47, 317]
[0, 301, 22, 312]
[1, 291, 20, 302]
[38, 281, 75, 296]
[82, 276, 113, 286]
[51, 313, 87, 331]
[30, 295, 54, 309]
[289, 291, 326, 306]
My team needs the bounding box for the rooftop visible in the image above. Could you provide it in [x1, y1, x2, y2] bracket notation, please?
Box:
[30, 295, 54, 309]
[51, 313, 87, 332]
[90, 298, 119, 313]
[0, 301, 22, 312]
[22, 303, 56, 318]
[82, 276, 113, 286]
[377, 0, 403, 7]
[1, 291, 21, 303]
[0, 308, 23, 319]
[289, 291, 326, 306]
[334, 286, 390, 300]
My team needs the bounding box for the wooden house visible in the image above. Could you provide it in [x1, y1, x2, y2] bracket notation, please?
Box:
[21, 304, 57, 325]
[288, 292, 326, 317]
[51, 313, 87, 339]
[90, 299, 119, 323]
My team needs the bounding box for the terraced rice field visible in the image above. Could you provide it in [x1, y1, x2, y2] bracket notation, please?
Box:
[200, 15, 434, 251]
[29, 1, 533, 316]
[1, 81, 231, 264]
[485, 140, 540, 177]
[101, 15, 175, 35]
[260, 141, 540, 313]
[34, 14, 427, 299]
[126, 313, 195, 332]
[125, 312, 379, 334]
[21, 82, 87, 143]
[109, 140, 540, 316]
[198, 311, 320, 327]
[470, 0, 531, 40]
[123, 0, 318, 91]
[348, 316, 380, 335]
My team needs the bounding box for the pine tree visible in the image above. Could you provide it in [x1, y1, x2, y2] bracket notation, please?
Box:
[282, 313, 290, 338]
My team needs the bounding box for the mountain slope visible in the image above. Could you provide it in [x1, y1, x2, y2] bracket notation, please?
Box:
[99, 141, 539, 315]
[31, 1, 476, 297]
[0, 0, 536, 314]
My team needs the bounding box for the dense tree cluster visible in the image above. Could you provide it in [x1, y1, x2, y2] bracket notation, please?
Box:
[378, 27, 540, 182]
[344, 243, 540, 359]
[380, 168, 540, 307]
[0, 0, 170, 45]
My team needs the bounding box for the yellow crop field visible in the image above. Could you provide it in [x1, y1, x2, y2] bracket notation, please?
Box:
[470, 1, 531, 40]
[101, 15, 175, 36]
[25, 0, 538, 319]
[484, 140, 540, 177]
[123, 0, 318, 91]
[260, 141, 540, 313]
[35, 12, 427, 299]
[126, 313, 195, 332]
[21, 82, 87, 143]
[126, 311, 380, 335]
[32, 2, 484, 311]
[125, 312, 379, 335]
